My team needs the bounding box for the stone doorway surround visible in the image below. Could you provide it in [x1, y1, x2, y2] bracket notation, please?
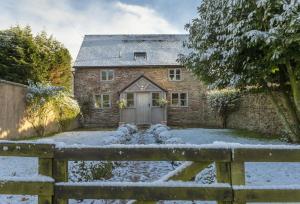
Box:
[119, 75, 167, 125]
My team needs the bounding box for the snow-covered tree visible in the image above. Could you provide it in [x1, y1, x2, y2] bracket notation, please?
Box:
[207, 89, 240, 128]
[181, 0, 300, 142]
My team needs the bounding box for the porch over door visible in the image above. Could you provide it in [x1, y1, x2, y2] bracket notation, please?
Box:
[136, 93, 150, 124]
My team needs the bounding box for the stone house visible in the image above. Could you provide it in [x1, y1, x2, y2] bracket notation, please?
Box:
[74, 34, 216, 127]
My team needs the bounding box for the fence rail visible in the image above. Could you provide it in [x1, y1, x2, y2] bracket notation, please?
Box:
[0, 142, 300, 204]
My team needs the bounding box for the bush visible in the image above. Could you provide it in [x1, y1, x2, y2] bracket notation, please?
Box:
[53, 92, 81, 131]
[71, 161, 114, 182]
[26, 81, 80, 136]
[207, 88, 240, 128]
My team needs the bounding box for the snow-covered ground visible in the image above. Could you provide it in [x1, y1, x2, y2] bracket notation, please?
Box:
[1, 126, 300, 204]
[170, 128, 300, 186]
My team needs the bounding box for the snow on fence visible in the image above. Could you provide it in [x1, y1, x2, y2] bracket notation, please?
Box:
[1, 142, 300, 204]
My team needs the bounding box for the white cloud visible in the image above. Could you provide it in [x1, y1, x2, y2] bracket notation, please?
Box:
[0, 0, 180, 59]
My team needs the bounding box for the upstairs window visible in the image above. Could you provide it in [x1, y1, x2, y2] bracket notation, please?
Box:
[101, 70, 114, 81]
[134, 52, 147, 60]
[169, 68, 182, 81]
[94, 94, 111, 109]
[171, 92, 188, 107]
[126, 93, 135, 107]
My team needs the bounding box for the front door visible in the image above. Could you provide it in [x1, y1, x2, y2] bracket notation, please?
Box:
[136, 93, 150, 124]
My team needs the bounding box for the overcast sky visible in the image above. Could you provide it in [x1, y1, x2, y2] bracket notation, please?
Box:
[0, 0, 200, 59]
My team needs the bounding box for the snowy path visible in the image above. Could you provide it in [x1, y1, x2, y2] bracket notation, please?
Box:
[1, 127, 300, 204]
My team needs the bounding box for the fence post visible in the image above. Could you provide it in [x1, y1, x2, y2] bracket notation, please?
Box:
[53, 160, 68, 204]
[216, 160, 246, 204]
[38, 158, 53, 204]
[216, 162, 232, 204]
[230, 162, 245, 204]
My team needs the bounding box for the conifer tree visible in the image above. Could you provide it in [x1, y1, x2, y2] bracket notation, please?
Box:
[0, 26, 72, 90]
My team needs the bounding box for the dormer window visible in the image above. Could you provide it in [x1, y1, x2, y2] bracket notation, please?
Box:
[134, 52, 147, 60]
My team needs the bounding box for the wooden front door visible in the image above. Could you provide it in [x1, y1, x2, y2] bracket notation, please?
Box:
[136, 93, 150, 124]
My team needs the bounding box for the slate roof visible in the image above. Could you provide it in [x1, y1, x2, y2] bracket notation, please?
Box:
[74, 34, 189, 68]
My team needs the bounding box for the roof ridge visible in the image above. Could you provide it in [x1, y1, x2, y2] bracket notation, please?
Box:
[84, 34, 188, 37]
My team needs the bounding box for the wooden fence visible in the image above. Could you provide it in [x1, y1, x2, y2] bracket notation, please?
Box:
[1, 142, 300, 204]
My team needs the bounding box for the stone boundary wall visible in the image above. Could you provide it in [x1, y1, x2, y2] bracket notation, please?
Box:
[0, 80, 78, 139]
[227, 92, 284, 136]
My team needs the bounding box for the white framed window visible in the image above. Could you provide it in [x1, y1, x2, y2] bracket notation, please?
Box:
[152, 92, 160, 107]
[94, 94, 111, 109]
[126, 93, 135, 108]
[101, 70, 114, 81]
[134, 52, 147, 60]
[168, 68, 182, 81]
[171, 92, 188, 107]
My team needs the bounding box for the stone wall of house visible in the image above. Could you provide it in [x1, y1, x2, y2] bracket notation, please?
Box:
[74, 67, 221, 128]
[226, 93, 284, 136]
[74, 67, 286, 136]
[0, 80, 78, 139]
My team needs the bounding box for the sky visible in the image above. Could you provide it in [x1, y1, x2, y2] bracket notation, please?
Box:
[0, 0, 200, 59]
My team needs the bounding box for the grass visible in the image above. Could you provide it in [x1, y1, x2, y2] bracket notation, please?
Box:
[228, 129, 281, 141]
[73, 127, 116, 131]
[12, 127, 116, 141]
[12, 131, 58, 141]
[10, 127, 116, 141]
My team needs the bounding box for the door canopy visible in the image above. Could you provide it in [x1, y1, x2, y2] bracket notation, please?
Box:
[119, 75, 167, 93]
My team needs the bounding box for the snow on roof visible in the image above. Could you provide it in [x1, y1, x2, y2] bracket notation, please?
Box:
[74, 34, 190, 67]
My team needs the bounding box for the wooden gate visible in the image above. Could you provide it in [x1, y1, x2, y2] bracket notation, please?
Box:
[1, 142, 300, 204]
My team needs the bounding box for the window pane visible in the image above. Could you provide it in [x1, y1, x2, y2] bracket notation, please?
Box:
[171, 93, 179, 106]
[102, 94, 110, 108]
[152, 93, 160, 106]
[180, 99, 187, 106]
[134, 52, 147, 59]
[152, 93, 159, 99]
[94, 95, 101, 108]
[169, 70, 175, 80]
[126, 93, 134, 107]
[176, 69, 181, 80]
[108, 71, 114, 80]
[101, 71, 107, 80]
[180, 93, 186, 100]
[180, 93, 187, 106]
[127, 93, 134, 101]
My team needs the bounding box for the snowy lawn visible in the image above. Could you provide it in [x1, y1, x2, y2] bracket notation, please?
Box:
[169, 128, 300, 186]
[1, 126, 300, 204]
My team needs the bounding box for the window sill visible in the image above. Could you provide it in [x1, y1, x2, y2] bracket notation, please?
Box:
[170, 106, 189, 108]
[94, 107, 112, 110]
[168, 79, 183, 82]
[100, 80, 114, 82]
